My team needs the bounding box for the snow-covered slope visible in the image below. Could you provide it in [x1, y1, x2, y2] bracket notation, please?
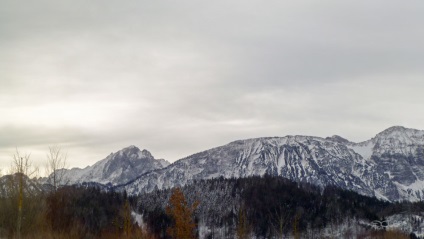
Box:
[120, 126, 424, 202]
[60, 146, 170, 186]
[0, 173, 44, 197]
[353, 126, 424, 201]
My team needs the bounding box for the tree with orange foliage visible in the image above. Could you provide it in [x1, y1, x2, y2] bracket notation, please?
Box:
[166, 188, 199, 239]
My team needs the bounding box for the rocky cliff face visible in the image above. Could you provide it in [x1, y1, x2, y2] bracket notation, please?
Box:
[350, 126, 424, 201]
[60, 145, 170, 186]
[120, 126, 424, 201]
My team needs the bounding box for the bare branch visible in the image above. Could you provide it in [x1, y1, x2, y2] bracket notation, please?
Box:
[45, 145, 68, 191]
[10, 148, 37, 177]
[10, 148, 37, 239]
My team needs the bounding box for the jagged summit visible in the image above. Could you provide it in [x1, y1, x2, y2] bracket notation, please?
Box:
[369, 126, 424, 151]
[41, 126, 424, 202]
[326, 135, 351, 144]
[123, 145, 139, 150]
[60, 146, 169, 186]
[140, 149, 154, 158]
[119, 126, 424, 202]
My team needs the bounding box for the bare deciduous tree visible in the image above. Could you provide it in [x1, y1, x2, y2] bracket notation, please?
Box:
[45, 145, 68, 191]
[11, 148, 38, 239]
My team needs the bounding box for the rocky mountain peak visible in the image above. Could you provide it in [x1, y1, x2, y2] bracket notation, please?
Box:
[375, 126, 409, 137]
[58, 145, 168, 186]
[39, 126, 424, 202]
[112, 146, 156, 161]
[118, 126, 424, 202]
[373, 126, 424, 140]
[326, 135, 351, 144]
[140, 149, 153, 159]
[370, 126, 424, 149]
[118, 145, 140, 155]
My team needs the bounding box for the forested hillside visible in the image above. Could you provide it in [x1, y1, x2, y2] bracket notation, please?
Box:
[1, 174, 423, 238]
[138, 176, 424, 238]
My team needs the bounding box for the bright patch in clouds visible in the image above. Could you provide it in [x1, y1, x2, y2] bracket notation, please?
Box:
[1, 0, 424, 170]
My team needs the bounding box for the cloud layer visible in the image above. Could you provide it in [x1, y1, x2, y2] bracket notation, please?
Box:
[2, 0, 424, 169]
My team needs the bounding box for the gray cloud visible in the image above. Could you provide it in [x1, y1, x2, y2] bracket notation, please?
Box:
[2, 0, 424, 170]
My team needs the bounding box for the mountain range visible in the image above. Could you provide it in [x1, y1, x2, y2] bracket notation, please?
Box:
[53, 126, 424, 201]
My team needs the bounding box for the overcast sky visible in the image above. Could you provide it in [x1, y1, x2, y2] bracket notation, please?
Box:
[1, 0, 424, 171]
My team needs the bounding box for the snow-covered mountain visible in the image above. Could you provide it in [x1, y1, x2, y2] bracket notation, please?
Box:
[346, 126, 424, 201]
[60, 145, 169, 186]
[119, 126, 424, 202]
[0, 173, 44, 197]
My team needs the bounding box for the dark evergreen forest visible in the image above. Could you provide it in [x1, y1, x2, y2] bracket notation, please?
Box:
[138, 176, 423, 238]
[1, 175, 423, 238]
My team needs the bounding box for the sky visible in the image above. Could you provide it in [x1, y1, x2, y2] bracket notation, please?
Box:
[1, 0, 424, 171]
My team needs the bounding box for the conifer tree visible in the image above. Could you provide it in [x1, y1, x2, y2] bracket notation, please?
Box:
[166, 187, 198, 239]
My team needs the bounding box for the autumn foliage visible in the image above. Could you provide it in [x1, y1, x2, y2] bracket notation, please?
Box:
[166, 187, 198, 239]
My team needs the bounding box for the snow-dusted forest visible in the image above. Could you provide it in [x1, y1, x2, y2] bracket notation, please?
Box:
[1, 174, 423, 238]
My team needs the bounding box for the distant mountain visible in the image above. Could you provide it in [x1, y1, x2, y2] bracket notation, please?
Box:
[119, 126, 424, 202]
[60, 146, 170, 186]
[0, 173, 44, 197]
